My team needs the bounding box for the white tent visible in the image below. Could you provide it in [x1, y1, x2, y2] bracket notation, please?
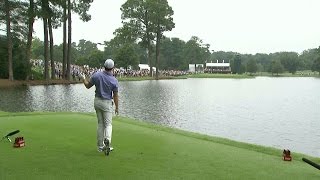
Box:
[189, 64, 204, 72]
[138, 64, 156, 71]
[138, 64, 149, 70]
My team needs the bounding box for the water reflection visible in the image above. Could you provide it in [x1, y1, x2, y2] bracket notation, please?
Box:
[0, 77, 320, 157]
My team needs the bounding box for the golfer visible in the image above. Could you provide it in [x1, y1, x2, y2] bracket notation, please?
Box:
[82, 59, 119, 155]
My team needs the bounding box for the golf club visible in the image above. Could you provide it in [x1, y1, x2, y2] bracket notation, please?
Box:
[1, 130, 20, 142]
[302, 158, 320, 170]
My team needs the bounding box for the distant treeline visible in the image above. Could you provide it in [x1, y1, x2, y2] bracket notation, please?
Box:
[1, 0, 319, 81]
[1, 35, 320, 80]
[30, 36, 320, 75]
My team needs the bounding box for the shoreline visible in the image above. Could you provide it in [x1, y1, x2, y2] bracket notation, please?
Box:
[1, 73, 318, 88]
[0, 79, 82, 88]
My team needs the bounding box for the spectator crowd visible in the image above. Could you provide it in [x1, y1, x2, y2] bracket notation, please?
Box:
[31, 59, 188, 81]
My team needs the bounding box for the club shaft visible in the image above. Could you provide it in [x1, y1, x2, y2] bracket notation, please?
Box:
[302, 158, 320, 170]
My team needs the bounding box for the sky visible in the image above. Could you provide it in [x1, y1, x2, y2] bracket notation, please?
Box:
[33, 0, 320, 54]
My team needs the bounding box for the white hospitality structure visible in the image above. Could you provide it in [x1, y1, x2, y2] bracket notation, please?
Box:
[188, 64, 204, 73]
[205, 60, 231, 73]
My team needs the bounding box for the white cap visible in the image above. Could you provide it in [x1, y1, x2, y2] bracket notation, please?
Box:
[104, 59, 114, 69]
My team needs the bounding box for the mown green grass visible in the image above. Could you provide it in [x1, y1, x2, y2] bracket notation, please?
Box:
[187, 73, 254, 79]
[257, 71, 320, 77]
[0, 112, 319, 180]
[117, 76, 187, 81]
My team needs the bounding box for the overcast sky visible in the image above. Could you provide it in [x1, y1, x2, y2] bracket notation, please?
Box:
[33, 0, 320, 54]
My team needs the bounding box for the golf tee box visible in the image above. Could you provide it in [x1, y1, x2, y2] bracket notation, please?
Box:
[13, 137, 25, 148]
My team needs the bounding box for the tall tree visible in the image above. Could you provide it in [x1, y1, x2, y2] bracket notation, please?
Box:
[48, 16, 55, 79]
[311, 47, 320, 75]
[62, 0, 67, 79]
[271, 59, 284, 76]
[46, 1, 64, 80]
[299, 49, 318, 70]
[160, 37, 186, 70]
[311, 57, 320, 75]
[121, 0, 156, 76]
[26, 0, 35, 80]
[66, 0, 71, 80]
[150, 0, 174, 79]
[246, 58, 257, 75]
[41, 0, 49, 80]
[233, 54, 242, 74]
[64, 0, 93, 80]
[183, 36, 210, 72]
[1, 0, 30, 80]
[4, 0, 13, 80]
[278, 52, 299, 74]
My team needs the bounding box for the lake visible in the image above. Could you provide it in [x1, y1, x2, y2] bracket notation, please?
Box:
[1, 77, 319, 157]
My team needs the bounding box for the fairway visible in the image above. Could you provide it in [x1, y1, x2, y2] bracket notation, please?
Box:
[0, 112, 319, 179]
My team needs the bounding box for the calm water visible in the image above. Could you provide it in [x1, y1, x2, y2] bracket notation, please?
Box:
[1, 77, 320, 157]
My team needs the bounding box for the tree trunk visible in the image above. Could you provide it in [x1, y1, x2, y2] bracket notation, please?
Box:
[145, 10, 153, 77]
[48, 18, 55, 79]
[67, 0, 72, 81]
[43, 17, 49, 80]
[155, 26, 161, 80]
[148, 40, 152, 77]
[5, 0, 13, 81]
[26, 0, 35, 80]
[62, 0, 67, 79]
[42, 0, 49, 80]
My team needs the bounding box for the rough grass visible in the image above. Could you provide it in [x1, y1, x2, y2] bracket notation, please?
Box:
[0, 112, 319, 180]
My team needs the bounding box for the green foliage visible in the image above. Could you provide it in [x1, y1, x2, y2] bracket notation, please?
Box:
[31, 66, 45, 80]
[299, 49, 318, 70]
[120, 0, 175, 77]
[160, 37, 186, 70]
[271, 60, 284, 75]
[121, 0, 155, 48]
[246, 58, 258, 75]
[73, 0, 94, 22]
[149, 0, 175, 34]
[115, 43, 139, 69]
[277, 52, 299, 74]
[311, 57, 320, 74]
[257, 63, 264, 72]
[183, 36, 210, 65]
[254, 53, 271, 71]
[12, 39, 29, 80]
[0, 0, 29, 40]
[86, 49, 104, 67]
[112, 22, 140, 46]
[31, 37, 44, 59]
[0, 35, 30, 80]
[0, 36, 8, 78]
[233, 54, 242, 74]
[211, 51, 237, 62]
[76, 39, 98, 57]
